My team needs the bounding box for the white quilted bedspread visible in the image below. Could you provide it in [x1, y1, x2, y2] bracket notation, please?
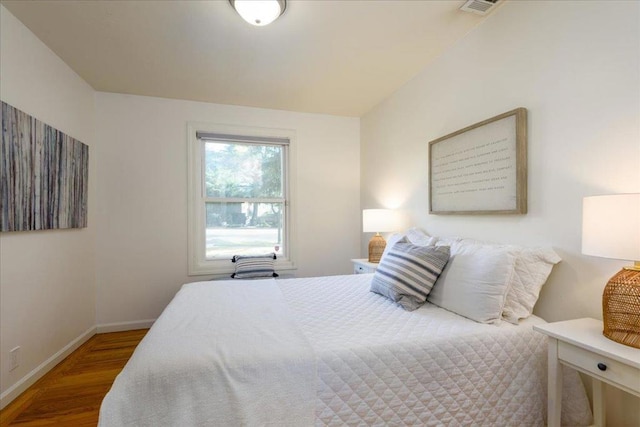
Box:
[99, 280, 317, 427]
[99, 274, 593, 427]
[278, 274, 593, 427]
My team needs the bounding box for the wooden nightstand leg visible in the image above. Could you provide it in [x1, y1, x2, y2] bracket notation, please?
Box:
[547, 338, 563, 427]
[592, 379, 605, 427]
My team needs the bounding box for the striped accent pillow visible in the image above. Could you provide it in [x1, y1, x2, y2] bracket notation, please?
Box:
[370, 240, 450, 311]
[231, 253, 279, 279]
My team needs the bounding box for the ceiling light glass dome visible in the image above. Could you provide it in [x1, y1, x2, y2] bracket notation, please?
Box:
[230, 0, 286, 26]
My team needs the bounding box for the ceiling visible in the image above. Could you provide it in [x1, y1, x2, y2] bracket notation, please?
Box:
[2, 0, 490, 117]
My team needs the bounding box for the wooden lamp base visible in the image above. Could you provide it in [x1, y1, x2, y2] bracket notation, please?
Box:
[602, 265, 640, 349]
[368, 233, 386, 263]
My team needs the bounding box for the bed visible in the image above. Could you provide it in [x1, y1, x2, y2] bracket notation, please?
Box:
[99, 272, 593, 426]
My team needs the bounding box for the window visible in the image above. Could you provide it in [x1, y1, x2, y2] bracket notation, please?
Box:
[188, 123, 295, 275]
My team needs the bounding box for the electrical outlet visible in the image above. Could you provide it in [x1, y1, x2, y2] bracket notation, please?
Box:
[10, 346, 20, 371]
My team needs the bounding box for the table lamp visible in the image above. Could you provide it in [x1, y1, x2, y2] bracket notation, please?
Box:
[582, 194, 640, 348]
[362, 209, 399, 263]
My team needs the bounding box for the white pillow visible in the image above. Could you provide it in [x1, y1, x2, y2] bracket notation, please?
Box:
[435, 236, 561, 323]
[501, 247, 561, 324]
[427, 243, 517, 323]
[380, 228, 437, 262]
[405, 227, 437, 246]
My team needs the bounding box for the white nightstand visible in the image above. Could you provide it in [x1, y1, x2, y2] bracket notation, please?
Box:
[351, 258, 378, 274]
[533, 318, 640, 427]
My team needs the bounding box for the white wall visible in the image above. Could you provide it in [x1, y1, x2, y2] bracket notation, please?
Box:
[2, 0, 638, 421]
[94, 93, 360, 325]
[0, 5, 96, 403]
[361, 1, 639, 424]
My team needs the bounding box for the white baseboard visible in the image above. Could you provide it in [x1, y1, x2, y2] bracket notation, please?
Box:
[96, 319, 155, 333]
[0, 325, 96, 410]
[1, 320, 156, 410]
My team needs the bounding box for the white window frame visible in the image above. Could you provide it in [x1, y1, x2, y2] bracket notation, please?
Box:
[187, 122, 296, 276]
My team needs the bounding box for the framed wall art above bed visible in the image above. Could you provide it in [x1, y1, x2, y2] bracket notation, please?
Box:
[429, 108, 527, 215]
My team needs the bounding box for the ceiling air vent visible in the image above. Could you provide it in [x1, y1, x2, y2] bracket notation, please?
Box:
[460, 0, 499, 16]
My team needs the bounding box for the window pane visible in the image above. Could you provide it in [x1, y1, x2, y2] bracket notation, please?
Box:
[204, 142, 282, 198]
[205, 202, 284, 259]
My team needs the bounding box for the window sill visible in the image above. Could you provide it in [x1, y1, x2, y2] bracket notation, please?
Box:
[187, 259, 296, 277]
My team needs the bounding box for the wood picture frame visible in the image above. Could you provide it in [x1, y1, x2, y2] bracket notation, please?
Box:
[429, 108, 527, 215]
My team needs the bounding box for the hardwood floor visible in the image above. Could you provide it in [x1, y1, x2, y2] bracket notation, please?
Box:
[0, 329, 147, 427]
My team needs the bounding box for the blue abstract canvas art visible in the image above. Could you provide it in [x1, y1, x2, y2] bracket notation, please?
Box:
[1, 102, 89, 232]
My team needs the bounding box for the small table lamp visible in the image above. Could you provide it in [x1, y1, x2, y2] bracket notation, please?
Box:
[582, 194, 640, 348]
[363, 209, 399, 263]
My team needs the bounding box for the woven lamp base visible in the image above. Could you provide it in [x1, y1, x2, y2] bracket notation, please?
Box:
[368, 233, 386, 263]
[602, 267, 640, 349]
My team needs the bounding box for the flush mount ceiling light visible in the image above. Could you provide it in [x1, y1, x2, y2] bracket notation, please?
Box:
[229, 0, 286, 26]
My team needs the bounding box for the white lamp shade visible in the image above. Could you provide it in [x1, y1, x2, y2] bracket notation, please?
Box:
[362, 209, 400, 233]
[582, 194, 640, 261]
[232, 0, 285, 26]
